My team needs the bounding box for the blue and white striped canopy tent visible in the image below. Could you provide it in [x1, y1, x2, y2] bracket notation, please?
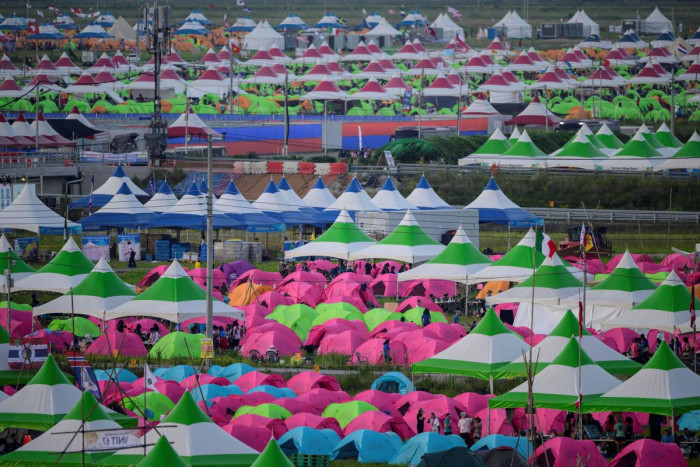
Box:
[463, 176, 542, 227]
[324, 177, 380, 213]
[179, 10, 214, 26]
[71, 166, 148, 208]
[27, 23, 65, 40]
[302, 177, 336, 210]
[214, 180, 284, 231]
[144, 181, 178, 213]
[405, 175, 452, 210]
[79, 183, 158, 229]
[0, 14, 27, 31]
[253, 179, 323, 227]
[75, 23, 114, 39]
[371, 177, 416, 211]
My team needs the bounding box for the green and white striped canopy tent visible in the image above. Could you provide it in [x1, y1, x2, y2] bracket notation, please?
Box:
[496, 310, 641, 378]
[611, 128, 663, 158]
[284, 209, 376, 261]
[34, 257, 136, 321]
[637, 124, 665, 149]
[489, 337, 621, 412]
[653, 122, 683, 148]
[13, 237, 94, 293]
[467, 229, 544, 284]
[349, 210, 445, 263]
[549, 131, 608, 169]
[136, 437, 187, 467]
[586, 341, 700, 416]
[103, 391, 259, 465]
[0, 234, 35, 292]
[0, 391, 131, 466]
[561, 250, 657, 328]
[413, 309, 529, 392]
[577, 123, 608, 151]
[397, 225, 492, 283]
[602, 270, 699, 332]
[595, 123, 624, 149]
[486, 254, 583, 306]
[104, 259, 244, 323]
[460, 128, 512, 165]
[508, 126, 521, 144]
[501, 130, 548, 158]
[655, 131, 700, 171]
[0, 354, 133, 430]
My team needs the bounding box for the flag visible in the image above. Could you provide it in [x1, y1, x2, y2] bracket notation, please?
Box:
[564, 60, 572, 70]
[26, 2, 31, 9]
[578, 300, 584, 338]
[535, 228, 556, 258]
[223, 13, 228, 26]
[37, 10, 43, 18]
[358, 126, 363, 150]
[447, 7, 461, 19]
[27, 23, 39, 35]
[574, 393, 582, 409]
[329, 26, 340, 36]
[362, 8, 368, 16]
[242, 5, 251, 13]
[65, 351, 102, 401]
[88, 175, 94, 214]
[579, 223, 586, 246]
[296, 35, 308, 44]
[147, 174, 155, 195]
[236, 0, 245, 5]
[231, 43, 241, 54]
[425, 24, 436, 38]
[691, 285, 696, 328]
[209, 2, 215, 8]
[48, 4, 58, 12]
[144, 362, 158, 392]
[678, 43, 688, 55]
[400, 10, 407, 17]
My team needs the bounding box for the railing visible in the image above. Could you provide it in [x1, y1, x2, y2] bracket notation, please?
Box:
[525, 208, 700, 224]
[0, 153, 76, 169]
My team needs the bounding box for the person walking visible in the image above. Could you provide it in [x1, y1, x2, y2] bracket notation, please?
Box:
[458, 412, 473, 446]
[443, 414, 453, 435]
[127, 241, 137, 268]
[416, 409, 425, 433]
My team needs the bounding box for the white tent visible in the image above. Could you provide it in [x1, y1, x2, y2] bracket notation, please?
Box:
[431, 13, 465, 42]
[0, 184, 80, 234]
[642, 8, 673, 34]
[302, 177, 336, 210]
[371, 177, 417, 211]
[568, 10, 600, 36]
[493, 11, 532, 39]
[365, 18, 401, 41]
[244, 21, 284, 51]
[405, 175, 452, 210]
[325, 177, 380, 212]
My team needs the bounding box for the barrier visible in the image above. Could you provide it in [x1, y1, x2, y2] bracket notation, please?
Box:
[330, 162, 347, 175]
[232, 161, 245, 174]
[267, 161, 284, 174]
[314, 163, 331, 175]
[243, 161, 255, 174]
[298, 162, 315, 174]
[282, 161, 299, 174]
[250, 161, 268, 174]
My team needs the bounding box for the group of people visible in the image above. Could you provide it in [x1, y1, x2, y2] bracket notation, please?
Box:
[189, 320, 244, 354]
[416, 409, 482, 446]
[115, 319, 161, 347]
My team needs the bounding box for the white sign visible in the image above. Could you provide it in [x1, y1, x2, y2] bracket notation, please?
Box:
[84, 429, 141, 451]
[384, 151, 397, 173]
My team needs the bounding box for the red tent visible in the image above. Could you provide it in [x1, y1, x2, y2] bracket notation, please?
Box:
[167, 108, 221, 139]
[286, 371, 341, 394]
[344, 411, 415, 440]
[85, 329, 147, 357]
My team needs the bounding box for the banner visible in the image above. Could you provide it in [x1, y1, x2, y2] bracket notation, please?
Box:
[402, 89, 413, 113]
[40, 226, 83, 235]
[14, 237, 39, 260]
[201, 338, 214, 358]
[84, 429, 141, 452]
[117, 234, 141, 262]
[0, 184, 21, 210]
[80, 151, 148, 165]
[82, 235, 110, 261]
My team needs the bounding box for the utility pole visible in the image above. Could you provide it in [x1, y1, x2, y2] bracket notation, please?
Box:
[205, 135, 213, 344]
[144, 2, 171, 167]
[283, 72, 289, 156]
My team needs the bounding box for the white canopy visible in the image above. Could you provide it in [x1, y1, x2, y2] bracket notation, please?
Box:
[0, 184, 80, 234]
[244, 21, 284, 51]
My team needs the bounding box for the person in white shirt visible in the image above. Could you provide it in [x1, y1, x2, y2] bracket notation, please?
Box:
[458, 412, 473, 446]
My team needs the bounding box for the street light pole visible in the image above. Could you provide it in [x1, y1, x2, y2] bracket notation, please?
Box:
[205, 135, 213, 342]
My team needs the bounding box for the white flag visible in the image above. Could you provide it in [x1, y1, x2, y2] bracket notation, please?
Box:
[144, 363, 158, 392]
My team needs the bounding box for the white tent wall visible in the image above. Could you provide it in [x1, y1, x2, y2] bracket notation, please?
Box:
[512, 302, 631, 334]
[355, 209, 478, 244]
[243, 20, 285, 51]
[642, 7, 673, 34]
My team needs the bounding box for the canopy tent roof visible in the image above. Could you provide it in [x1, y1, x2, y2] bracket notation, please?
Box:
[0, 355, 132, 430]
[371, 177, 416, 211]
[252, 179, 321, 227]
[497, 310, 642, 377]
[348, 78, 396, 101]
[0, 184, 80, 234]
[167, 109, 222, 140]
[596, 123, 624, 149]
[462, 95, 501, 116]
[568, 10, 600, 35]
[550, 131, 608, 165]
[71, 165, 147, 208]
[654, 122, 683, 148]
[14, 238, 93, 293]
[398, 225, 492, 283]
[285, 209, 375, 261]
[643, 7, 673, 34]
[103, 391, 258, 464]
[613, 128, 664, 159]
[467, 128, 512, 158]
[405, 175, 452, 210]
[586, 341, 700, 415]
[366, 18, 401, 38]
[349, 210, 445, 263]
[302, 177, 336, 209]
[501, 130, 548, 158]
[413, 308, 529, 382]
[325, 177, 381, 212]
[75, 23, 113, 39]
[145, 181, 178, 213]
[0, 391, 131, 465]
[467, 228, 545, 284]
[602, 270, 698, 332]
[79, 183, 157, 229]
[277, 13, 308, 30]
[0, 235, 34, 291]
[485, 254, 583, 306]
[505, 96, 562, 127]
[463, 177, 542, 227]
[277, 176, 315, 213]
[104, 260, 244, 323]
[180, 10, 214, 26]
[244, 20, 284, 51]
[490, 338, 621, 411]
[214, 180, 283, 230]
[34, 257, 136, 320]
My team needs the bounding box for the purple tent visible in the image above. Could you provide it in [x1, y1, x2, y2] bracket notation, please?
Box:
[220, 260, 255, 284]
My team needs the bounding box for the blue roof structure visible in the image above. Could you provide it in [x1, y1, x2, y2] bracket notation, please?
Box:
[79, 183, 158, 229]
[214, 180, 285, 232]
[331, 430, 403, 463]
[303, 177, 337, 210]
[463, 177, 543, 227]
[279, 427, 340, 456]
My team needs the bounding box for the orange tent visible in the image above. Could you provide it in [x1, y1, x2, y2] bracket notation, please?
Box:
[476, 281, 510, 299]
[228, 283, 273, 306]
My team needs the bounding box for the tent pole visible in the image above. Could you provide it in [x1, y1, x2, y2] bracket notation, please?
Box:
[507, 223, 511, 251]
[205, 135, 214, 362]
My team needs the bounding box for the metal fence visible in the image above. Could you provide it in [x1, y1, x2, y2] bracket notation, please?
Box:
[525, 207, 700, 224]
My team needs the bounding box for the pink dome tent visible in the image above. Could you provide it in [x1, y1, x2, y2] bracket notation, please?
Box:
[233, 370, 286, 392]
[85, 328, 147, 357]
[224, 414, 288, 439]
[305, 319, 369, 348]
[285, 412, 344, 437]
[287, 371, 341, 394]
[344, 411, 415, 440]
[351, 338, 407, 365]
